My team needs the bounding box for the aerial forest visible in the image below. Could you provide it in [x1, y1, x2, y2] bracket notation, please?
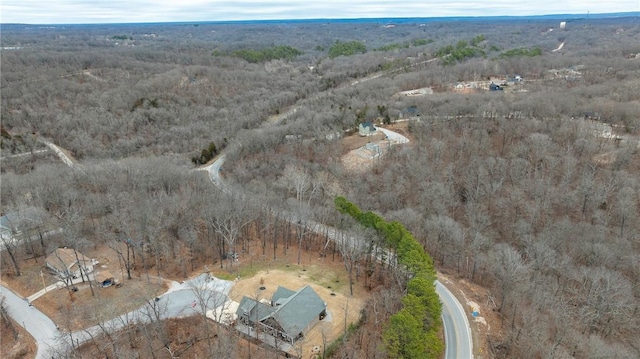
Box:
[2, 15, 640, 359]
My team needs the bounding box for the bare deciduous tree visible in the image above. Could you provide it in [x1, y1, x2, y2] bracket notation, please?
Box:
[209, 193, 255, 269]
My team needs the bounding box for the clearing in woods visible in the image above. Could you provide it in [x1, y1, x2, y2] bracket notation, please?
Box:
[210, 236, 370, 359]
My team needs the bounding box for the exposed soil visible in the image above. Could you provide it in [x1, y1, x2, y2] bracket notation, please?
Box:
[1, 313, 36, 359]
[208, 233, 371, 358]
[439, 270, 502, 359]
[229, 269, 365, 359]
[341, 131, 385, 151]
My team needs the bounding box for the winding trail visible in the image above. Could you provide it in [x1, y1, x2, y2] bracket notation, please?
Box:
[37, 139, 78, 169]
[552, 41, 565, 52]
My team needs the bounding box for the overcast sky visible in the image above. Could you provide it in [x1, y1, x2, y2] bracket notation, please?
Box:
[2, 0, 638, 24]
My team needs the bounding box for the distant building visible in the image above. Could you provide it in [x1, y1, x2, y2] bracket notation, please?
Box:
[358, 122, 377, 137]
[399, 106, 421, 118]
[506, 75, 523, 84]
[560, 21, 566, 30]
[0, 207, 47, 244]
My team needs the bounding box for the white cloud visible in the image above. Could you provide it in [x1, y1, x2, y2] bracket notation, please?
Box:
[1, 0, 638, 24]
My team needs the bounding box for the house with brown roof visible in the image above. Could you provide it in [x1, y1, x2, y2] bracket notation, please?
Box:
[45, 248, 97, 280]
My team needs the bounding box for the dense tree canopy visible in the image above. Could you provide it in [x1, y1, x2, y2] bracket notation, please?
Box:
[2, 15, 640, 359]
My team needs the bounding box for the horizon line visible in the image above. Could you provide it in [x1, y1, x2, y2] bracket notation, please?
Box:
[2, 11, 638, 26]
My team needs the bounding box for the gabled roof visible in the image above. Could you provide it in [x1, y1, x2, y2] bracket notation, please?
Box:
[45, 248, 91, 273]
[271, 285, 326, 338]
[238, 296, 257, 315]
[0, 207, 46, 231]
[237, 296, 275, 323]
[236, 285, 327, 339]
[272, 286, 296, 305]
[360, 121, 376, 130]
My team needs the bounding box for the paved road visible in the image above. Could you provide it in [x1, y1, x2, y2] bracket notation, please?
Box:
[377, 127, 409, 144]
[204, 154, 226, 188]
[437, 281, 473, 359]
[1, 285, 59, 359]
[0, 148, 49, 161]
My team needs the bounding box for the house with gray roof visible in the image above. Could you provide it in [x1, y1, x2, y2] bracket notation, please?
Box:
[236, 285, 327, 344]
[358, 121, 377, 136]
[0, 207, 47, 245]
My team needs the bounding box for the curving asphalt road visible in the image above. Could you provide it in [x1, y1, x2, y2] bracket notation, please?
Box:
[437, 281, 473, 359]
[4, 137, 473, 359]
[1, 285, 60, 359]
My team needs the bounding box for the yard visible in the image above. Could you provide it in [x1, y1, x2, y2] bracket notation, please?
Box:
[198, 229, 371, 358]
[2, 243, 168, 331]
[341, 121, 410, 173]
[33, 276, 166, 331]
[229, 268, 365, 358]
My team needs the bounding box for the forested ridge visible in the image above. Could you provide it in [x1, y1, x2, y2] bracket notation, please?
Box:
[2, 15, 640, 358]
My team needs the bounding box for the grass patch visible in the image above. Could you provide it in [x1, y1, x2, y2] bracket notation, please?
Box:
[212, 258, 351, 294]
[497, 46, 542, 59]
[2, 255, 59, 297]
[307, 269, 347, 292]
[211, 257, 312, 280]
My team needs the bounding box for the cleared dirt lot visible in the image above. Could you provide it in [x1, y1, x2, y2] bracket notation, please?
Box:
[229, 268, 364, 358]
